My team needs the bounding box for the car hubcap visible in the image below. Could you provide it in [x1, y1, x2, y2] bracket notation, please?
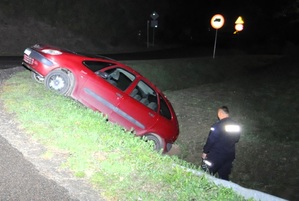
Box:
[49, 76, 65, 90]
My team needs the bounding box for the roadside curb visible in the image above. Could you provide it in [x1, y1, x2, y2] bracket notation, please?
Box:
[175, 164, 288, 201]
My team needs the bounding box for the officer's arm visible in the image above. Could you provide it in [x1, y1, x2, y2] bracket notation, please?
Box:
[203, 128, 219, 154]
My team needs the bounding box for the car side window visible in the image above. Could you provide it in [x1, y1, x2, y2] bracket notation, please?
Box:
[83, 61, 114, 72]
[130, 81, 158, 111]
[159, 95, 172, 120]
[104, 68, 135, 91]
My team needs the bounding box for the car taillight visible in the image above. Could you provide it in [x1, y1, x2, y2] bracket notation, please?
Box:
[23, 54, 34, 65]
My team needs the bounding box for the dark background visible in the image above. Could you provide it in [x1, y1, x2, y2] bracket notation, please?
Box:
[1, 0, 298, 54]
[0, 1, 298, 200]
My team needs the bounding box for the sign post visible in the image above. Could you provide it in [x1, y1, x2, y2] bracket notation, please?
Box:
[147, 20, 150, 48]
[150, 11, 159, 47]
[210, 14, 225, 59]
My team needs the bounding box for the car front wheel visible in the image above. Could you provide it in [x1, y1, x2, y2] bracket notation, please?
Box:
[44, 69, 72, 95]
[145, 134, 165, 152]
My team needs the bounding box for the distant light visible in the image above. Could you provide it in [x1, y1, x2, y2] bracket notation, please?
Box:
[150, 11, 159, 20]
[235, 24, 244, 31]
[234, 16, 244, 34]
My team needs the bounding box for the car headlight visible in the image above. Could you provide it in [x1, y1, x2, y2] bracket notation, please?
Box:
[41, 49, 62, 55]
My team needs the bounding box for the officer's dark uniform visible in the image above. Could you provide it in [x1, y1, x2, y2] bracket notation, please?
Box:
[203, 117, 241, 180]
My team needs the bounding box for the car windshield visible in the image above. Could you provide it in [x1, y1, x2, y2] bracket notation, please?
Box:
[159, 95, 172, 120]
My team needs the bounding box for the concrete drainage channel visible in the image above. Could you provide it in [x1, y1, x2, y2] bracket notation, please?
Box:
[174, 164, 287, 201]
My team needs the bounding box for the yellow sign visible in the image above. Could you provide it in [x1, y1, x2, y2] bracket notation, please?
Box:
[234, 16, 244, 34]
[235, 16, 244, 24]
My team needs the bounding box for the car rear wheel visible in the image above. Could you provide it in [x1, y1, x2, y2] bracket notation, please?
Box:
[145, 134, 165, 152]
[44, 69, 72, 95]
[31, 71, 44, 83]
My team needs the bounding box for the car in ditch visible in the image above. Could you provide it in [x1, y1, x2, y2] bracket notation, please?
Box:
[22, 44, 179, 152]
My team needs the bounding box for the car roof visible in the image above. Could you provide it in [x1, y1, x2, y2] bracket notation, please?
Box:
[32, 44, 116, 61]
[31, 44, 166, 96]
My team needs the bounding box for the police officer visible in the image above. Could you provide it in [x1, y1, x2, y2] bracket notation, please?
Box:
[201, 106, 241, 180]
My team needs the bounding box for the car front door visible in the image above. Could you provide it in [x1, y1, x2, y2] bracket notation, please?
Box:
[110, 80, 159, 134]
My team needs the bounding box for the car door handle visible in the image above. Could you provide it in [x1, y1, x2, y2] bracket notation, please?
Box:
[148, 112, 155, 117]
[116, 93, 123, 98]
[81, 70, 87, 74]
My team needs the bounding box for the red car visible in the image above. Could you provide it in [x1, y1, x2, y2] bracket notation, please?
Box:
[22, 44, 179, 152]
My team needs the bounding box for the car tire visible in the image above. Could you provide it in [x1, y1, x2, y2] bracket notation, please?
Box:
[145, 134, 165, 152]
[31, 71, 44, 83]
[44, 69, 72, 95]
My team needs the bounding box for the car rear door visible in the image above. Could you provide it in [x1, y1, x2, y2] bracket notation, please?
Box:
[78, 71, 122, 118]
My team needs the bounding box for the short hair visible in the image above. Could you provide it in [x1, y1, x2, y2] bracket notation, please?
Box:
[219, 106, 229, 114]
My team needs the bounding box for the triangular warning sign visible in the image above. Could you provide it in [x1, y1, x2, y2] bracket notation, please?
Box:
[235, 16, 244, 24]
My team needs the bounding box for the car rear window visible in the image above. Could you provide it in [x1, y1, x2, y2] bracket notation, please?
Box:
[159, 95, 172, 120]
[83, 61, 114, 72]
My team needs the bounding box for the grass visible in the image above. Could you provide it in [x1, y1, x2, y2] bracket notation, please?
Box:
[129, 54, 299, 200]
[0, 71, 247, 201]
[149, 55, 298, 200]
[125, 55, 298, 142]
[123, 55, 281, 91]
[1, 54, 298, 200]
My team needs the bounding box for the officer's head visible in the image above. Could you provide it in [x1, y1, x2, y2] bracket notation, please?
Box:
[218, 106, 229, 120]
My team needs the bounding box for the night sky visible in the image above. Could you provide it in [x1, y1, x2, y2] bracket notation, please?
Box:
[156, 0, 299, 49]
[145, 0, 298, 52]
